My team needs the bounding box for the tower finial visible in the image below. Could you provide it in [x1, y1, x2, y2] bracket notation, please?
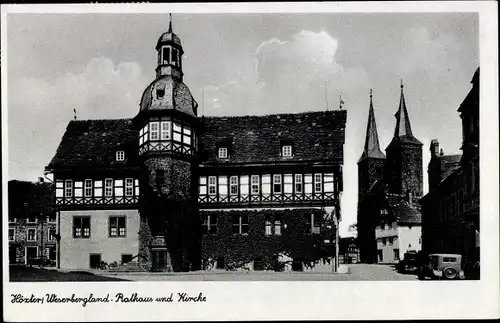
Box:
[401, 78, 404, 89]
[370, 88, 373, 98]
[168, 13, 172, 32]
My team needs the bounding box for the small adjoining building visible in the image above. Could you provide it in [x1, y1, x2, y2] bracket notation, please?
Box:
[8, 179, 57, 265]
[44, 22, 347, 272]
[357, 86, 423, 264]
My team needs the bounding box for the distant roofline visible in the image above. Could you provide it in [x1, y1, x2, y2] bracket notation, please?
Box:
[202, 109, 346, 120]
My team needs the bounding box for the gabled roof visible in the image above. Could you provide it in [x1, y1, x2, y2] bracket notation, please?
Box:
[458, 67, 479, 113]
[200, 110, 347, 165]
[385, 194, 422, 225]
[46, 119, 140, 171]
[8, 180, 54, 219]
[358, 91, 385, 163]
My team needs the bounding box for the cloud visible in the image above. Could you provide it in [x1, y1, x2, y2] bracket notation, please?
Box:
[203, 30, 368, 116]
[8, 57, 149, 181]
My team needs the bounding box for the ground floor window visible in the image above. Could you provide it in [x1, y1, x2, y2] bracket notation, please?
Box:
[89, 254, 102, 269]
[9, 228, 15, 241]
[27, 228, 37, 241]
[232, 214, 249, 235]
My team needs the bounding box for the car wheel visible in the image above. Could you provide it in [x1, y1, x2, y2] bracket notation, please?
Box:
[443, 268, 457, 280]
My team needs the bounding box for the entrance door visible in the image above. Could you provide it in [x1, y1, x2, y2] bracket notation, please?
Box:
[9, 246, 17, 264]
[26, 247, 38, 264]
[152, 250, 168, 272]
[377, 250, 383, 263]
[89, 254, 102, 269]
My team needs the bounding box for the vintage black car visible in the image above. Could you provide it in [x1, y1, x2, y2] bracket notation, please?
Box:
[417, 254, 465, 280]
[396, 250, 423, 274]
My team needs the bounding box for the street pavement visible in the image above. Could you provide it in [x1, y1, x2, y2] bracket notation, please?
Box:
[99, 264, 419, 281]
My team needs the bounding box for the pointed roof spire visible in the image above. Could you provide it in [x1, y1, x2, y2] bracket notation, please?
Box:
[168, 13, 172, 32]
[359, 89, 385, 163]
[393, 79, 422, 144]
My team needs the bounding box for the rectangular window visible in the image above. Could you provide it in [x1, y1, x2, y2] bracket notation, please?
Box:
[314, 174, 322, 193]
[232, 214, 249, 235]
[160, 121, 170, 140]
[125, 178, 134, 196]
[218, 176, 228, 196]
[65, 180, 73, 197]
[73, 216, 91, 238]
[173, 122, 182, 142]
[251, 175, 260, 195]
[182, 126, 191, 145]
[27, 216, 38, 223]
[162, 47, 170, 64]
[9, 228, 15, 241]
[388, 237, 393, 245]
[304, 174, 313, 194]
[156, 170, 165, 186]
[114, 179, 124, 197]
[27, 228, 37, 241]
[240, 175, 249, 196]
[218, 147, 228, 159]
[265, 215, 272, 236]
[295, 174, 303, 193]
[94, 180, 103, 197]
[273, 174, 282, 194]
[140, 124, 148, 145]
[105, 179, 113, 197]
[84, 179, 93, 197]
[135, 179, 140, 196]
[323, 173, 334, 193]
[150, 122, 159, 141]
[230, 176, 238, 195]
[202, 214, 218, 234]
[74, 181, 83, 197]
[274, 215, 282, 235]
[382, 237, 387, 245]
[199, 176, 207, 195]
[56, 180, 64, 198]
[262, 174, 271, 194]
[393, 249, 400, 260]
[48, 228, 56, 241]
[109, 216, 126, 237]
[284, 174, 293, 194]
[116, 150, 125, 161]
[208, 176, 217, 195]
[282, 145, 293, 157]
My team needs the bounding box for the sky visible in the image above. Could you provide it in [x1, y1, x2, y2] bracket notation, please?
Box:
[6, 13, 479, 237]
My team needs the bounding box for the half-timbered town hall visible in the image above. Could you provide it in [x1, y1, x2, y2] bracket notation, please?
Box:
[45, 22, 347, 271]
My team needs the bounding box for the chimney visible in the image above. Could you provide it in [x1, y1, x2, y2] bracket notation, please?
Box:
[38, 177, 44, 183]
[430, 139, 440, 157]
[440, 148, 444, 156]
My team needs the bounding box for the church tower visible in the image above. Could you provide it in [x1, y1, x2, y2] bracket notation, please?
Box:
[358, 89, 386, 203]
[385, 80, 423, 197]
[133, 16, 201, 272]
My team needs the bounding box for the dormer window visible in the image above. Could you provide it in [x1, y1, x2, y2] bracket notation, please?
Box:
[218, 147, 228, 159]
[116, 150, 125, 161]
[282, 145, 293, 157]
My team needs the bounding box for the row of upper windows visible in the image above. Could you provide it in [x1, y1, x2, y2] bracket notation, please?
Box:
[72, 216, 127, 239]
[217, 145, 293, 159]
[139, 121, 195, 146]
[202, 213, 321, 235]
[199, 173, 336, 196]
[8, 227, 56, 242]
[56, 179, 139, 198]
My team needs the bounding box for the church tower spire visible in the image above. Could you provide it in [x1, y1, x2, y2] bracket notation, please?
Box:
[359, 89, 385, 163]
[393, 79, 419, 141]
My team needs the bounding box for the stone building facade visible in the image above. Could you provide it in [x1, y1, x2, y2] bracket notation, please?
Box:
[421, 67, 480, 279]
[8, 180, 57, 265]
[44, 23, 347, 271]
[357, 86, 423, 264]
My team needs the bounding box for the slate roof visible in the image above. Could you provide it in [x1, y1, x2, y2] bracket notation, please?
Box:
[358, 92, 385, 163]
[385, 194, 422, 225]
[46, 119, 140, 170]
[8, 180, 54, 219]
[47, 110, 347, 170]
[200, 110, 347, 165]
